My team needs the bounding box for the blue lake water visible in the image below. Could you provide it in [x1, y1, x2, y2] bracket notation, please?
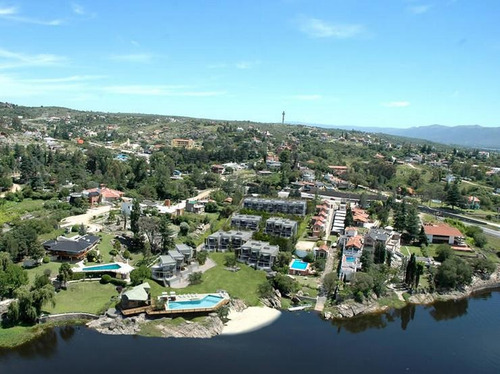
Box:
[2, 289, 500, 373]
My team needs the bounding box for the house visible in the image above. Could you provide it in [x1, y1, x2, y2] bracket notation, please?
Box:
[467, 196, 480, 210]
[211, 164, 225, 174]
[339, 254, 362, 282]
[174, 243, 194, 263]
[231, 214, 262, 231]
[243, 198, 307, 216]
[265, 217, 298, 238]
[43, 234, 100, 260]
[236, 240, 279, 270]
[171, 138, 194, 149]
[328, 165, 348, 175]
[423, 223, 463, 245]
[151, 255, 178, 281]
[314, 244, 329, 259]
[343, 235, 364, 256]
[83, 187, 124, 204]
[185, 200, 205, 214]
[121, 282, 151, 310]
[204, 230, 252, 252]
[352, 207, 370, 227]
[364, 228, 401, 253]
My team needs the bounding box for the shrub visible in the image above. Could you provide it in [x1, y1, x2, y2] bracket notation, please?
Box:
[100, 274, 112, 284]
[188, 271, 203, 285]
[109, 249, 118, 256]
[86, 250, 99, 262]
[130, 265, 152, 286]
[42, 256, 50, 264]
[123, 250, 132, 260]
[71, 225, 80, 232]
[196, 251, 208, 265]
[71, 272, 86, 280]
[110, 278, 127, 287]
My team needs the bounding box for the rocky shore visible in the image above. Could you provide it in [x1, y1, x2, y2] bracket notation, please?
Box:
[324, 269, 500, 320]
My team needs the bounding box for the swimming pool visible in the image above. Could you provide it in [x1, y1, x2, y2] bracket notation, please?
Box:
[290, 259, 308, 271]
[82, 263, 122, 271]
[168, 295, 224, 310]
[345, 256, 356, 263]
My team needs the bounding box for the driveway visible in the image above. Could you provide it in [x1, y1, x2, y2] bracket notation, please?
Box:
[60, 205, 112, 232]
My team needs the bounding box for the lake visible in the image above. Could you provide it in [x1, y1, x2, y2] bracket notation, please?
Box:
[2, 289, 500, 373]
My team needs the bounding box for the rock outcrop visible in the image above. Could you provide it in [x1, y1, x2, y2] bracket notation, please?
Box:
[260, 289, 282, 309]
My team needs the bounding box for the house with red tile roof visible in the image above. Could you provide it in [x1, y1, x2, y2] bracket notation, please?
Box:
[423, 223, 463, 245]
[84, 187, 124, 204]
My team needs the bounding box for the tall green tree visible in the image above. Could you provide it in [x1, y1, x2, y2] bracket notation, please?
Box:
[374, 242, 386, 264]
[344, 205, 354, 228]
[159, 215, 175, 253]
[446, 180, 462, 209]
[58, 263, 73, 288]
[130, 199, 141, 236]
[405, 253, 417, 287]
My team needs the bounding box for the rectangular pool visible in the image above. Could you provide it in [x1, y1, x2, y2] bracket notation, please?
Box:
[345, 256, 356, 263]
[82, 263, 122, 271]
[290, 259, 308, 271]
[168, 295, 224, 310]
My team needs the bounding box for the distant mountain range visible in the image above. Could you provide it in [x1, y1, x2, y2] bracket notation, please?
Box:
[322, 124, 500, 150]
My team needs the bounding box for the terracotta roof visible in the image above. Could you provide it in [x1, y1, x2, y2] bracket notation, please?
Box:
[345, 227, 358, 232]
[346, 235, 363, 249]
[86, 187, 124, 199]
[468, 196, 480, 203]
[424, 224, 462, 237]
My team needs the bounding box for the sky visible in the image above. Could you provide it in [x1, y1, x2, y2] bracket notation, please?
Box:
[0, 0, 499, 128]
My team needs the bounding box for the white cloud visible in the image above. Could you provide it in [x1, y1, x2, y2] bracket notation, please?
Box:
[298, 17, 364, 39]
[0, 6, 62, 25]
[235, 60, 261, 69]
[103, 85, 226, 97]
[0, 48, 67, 69]
[0, 74, 87, 97]
[382, 101, 410, 107]
[109, 54, 153, 63]
[292, 94, 322, 101]
[408, 5, 432, 14]
[0, 6, 17, 15]
[25, 75, 105, 83]
[71, 3, 85, 15]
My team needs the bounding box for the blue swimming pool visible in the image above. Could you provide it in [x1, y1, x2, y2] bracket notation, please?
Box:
[168, 295, 224, 310]
[345, 256, 356, 263]
[82, 263, 122, 271]
[290, 259, 308, 271]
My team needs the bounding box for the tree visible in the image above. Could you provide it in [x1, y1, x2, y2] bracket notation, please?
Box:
[405, 206, 421, 242]
[86, 250, 99, 262]
[130, 199, 141, 236]
[374, 242, 386, 264]
[414, 262, 424, 289]
[196, 251, 208, 265]
[257, 281, 274, 299]
[224, 253, 237, 267]
[188, 271, 203, 285]
[179, 222, 190, 236]
[272, 273, 299, 295]
[446, 180, 462, 209]
[405, 254, 417, 286]
[435, 244, 453, 262]
[78, 224, 86, 236]
[159, 215, 175, 253]
[0, 253, 29, 298]
[418, 226, 429, 246]
[57, 263, 73, 288]
[435, 256, 472, 289]
[472, 232, 488, 248]
[360, 250, 373, 272]
[471, 257, 496, 277]
[344, 205, 354, 228]
[351, 272, 374, 301]
[130, 265, 152, 286]
[138, 216, 161, 252]
[322, 272, 338, 298]
[393, 202, 407, 233]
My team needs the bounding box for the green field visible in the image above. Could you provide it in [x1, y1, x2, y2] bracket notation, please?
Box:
[44, 281, 119, 314]
[147, 253, 267, 306]
[25, 261, 62, 284]
[0, 199, 46, 226]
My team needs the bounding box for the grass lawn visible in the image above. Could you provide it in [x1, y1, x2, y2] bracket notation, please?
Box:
[97, 232, 117, 263]
[0, 324, 48, 348]
[401, 246, 423, 257]
[25, 261, 62, 285]
[147, 253, 267, 306]
[44, 281, 119, 314]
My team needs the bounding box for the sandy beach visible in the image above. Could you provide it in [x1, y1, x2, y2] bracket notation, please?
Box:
[221, 307, 281, 335]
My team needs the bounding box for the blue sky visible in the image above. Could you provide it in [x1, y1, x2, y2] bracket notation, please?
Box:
[0, 0, 499, 128]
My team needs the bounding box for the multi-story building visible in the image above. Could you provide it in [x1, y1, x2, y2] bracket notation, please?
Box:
[171, 138, 194, 149]
[231, 214, 262, 231]
[204, 230, 252, 252]
[265, 217, 298, 238]
[236, 240, 279, 270]
[242, 198, 306, 216]
[364, 228, 401, 253]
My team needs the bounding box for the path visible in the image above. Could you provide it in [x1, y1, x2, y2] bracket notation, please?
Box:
[60, 205, 112, 232]
[0, 183, 21, 198]
[314, 245, 337, 312]
[191, 188, 215, 201]
[169, 258, 217, 289]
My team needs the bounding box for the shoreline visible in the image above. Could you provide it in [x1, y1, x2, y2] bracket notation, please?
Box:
[324, 271, 500, 320]
[3, 276, 500, 349]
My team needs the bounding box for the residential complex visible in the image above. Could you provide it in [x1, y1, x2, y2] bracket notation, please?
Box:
[43, 234, 100, 261]
[204, 230, 253, 252]
[236, 240, 279, 270]
[231, 214, 262, 231]
[265, 217, 298, 238]
[243, 198, 307, 216]
[171, 138, 194, 149]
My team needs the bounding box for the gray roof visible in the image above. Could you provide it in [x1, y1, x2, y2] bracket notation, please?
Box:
[208, 230, 253, 241]
[43, 235, 100, 254]
[175, 244, 193, 255]
[366, 229, 391, 242]
[241, 240, 279, 256]
[159, 255, 177, 266]
[168, 249, 184, 260]
[122, 282, 150, 301]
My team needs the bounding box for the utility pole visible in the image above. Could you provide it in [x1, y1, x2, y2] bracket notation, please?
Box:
[282, 110, 285, 124]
